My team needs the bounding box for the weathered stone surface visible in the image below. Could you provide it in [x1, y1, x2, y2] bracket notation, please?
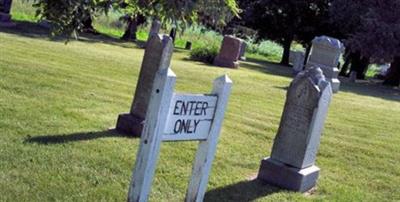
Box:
[148, 20, 161, 39]
[116, 34, 174, 136]
[213, 35, 242, 68]
[258, 67, 332, 192]
[292, 51, 305, 75]
[258, 158, 320, 192]
[306, 36, 344, 93]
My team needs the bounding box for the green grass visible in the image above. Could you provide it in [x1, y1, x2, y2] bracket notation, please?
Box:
[1, 19, 400, 202]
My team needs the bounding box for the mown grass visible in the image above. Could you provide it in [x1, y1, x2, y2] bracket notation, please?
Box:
[1, 17, 400, 202]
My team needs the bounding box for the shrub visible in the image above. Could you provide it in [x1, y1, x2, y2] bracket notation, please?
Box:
[189, 41, 220, 64]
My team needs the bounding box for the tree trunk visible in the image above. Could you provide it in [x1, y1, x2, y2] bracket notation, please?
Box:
[169, 27, 177, 42]
[349, 51, 369, 79]
[303, 43, 312, 66]
[383, 56, 400, 86]
[280, 36, 293, 66]
[82, 15, 98, 35]
[121, 17, 138, 41]
[339, 49, 352, 76]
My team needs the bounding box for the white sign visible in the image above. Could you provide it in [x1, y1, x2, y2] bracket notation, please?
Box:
[127, 68, 232, 202]
[163, 94, 217, 141]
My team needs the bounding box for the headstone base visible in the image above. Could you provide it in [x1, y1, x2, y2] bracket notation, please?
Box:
[257, 157, 320, 192]
[328, 78, 340, 93]
[115, 113, 143, 137]
[213, 57, 239, 69]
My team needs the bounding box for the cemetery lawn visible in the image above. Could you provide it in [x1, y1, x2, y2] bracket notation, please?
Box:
[1, 28, 400, 202]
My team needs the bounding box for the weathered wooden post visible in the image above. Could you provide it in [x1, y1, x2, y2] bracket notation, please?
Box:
[126, 67, 232, 202]
[127, 67, 176, 202]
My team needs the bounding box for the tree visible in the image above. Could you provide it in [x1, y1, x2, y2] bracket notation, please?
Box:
[240, 0, 331, 65]
[339, 0, 400, 85]
[32, 0, 239, 40]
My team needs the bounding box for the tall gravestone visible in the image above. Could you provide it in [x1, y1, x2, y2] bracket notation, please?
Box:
[213, 35, 242, 69]
[0, 0, 15, 27]
[257, 67, 333, 192]
[305, 36, 344, 93]
[116, 34, 173, 136]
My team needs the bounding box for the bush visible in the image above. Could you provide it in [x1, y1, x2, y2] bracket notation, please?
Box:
[189, 42, 220, 64]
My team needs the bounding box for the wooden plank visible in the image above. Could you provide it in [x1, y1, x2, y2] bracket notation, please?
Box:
[127, 68, 176, 202]
[185, 75, 233, 202]
[162, 94, 217, 141]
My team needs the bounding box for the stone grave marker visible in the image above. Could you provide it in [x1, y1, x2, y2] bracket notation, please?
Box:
[116, 34, 173, 136]
[0, 0, 15, 27]
[292, 51, 305, 75]
[127, 66, 232, 202]
[306, 36, 344, 93]
[257, 66, 333, 192]
[148, 20, 161, 39]
[213, 35, 242, 68]
[239, 41, 247, 61]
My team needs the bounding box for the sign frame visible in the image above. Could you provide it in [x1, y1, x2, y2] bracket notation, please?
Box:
[127, 67, 232, 202]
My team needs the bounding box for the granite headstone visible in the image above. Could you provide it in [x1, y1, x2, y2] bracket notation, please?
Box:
[116, 34, 174, 136]
[258, 66, 333, 192]
[213, 35, 242, 69]
[306, 36, 344, 93]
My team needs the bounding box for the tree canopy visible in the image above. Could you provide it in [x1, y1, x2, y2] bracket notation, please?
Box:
[32, 0, 239, 37]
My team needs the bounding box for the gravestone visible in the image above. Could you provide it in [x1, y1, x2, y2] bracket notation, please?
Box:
[289, 50, 296, 64]
[292, 51, 305, 75]
[239, 41, 247, 61]
[116, 34, 173, 136]
[0, 0, 15, 27]
[213, 35, 242, 68]
[306, 36, 344, 93]
[257, 66, 333, 192]
[148, 20, 161, 39]
[127, 66, 232, 202]
[185, 41, 192, 50]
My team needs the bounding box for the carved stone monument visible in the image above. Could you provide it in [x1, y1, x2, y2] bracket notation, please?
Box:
[305, 36, 344, 93]
[0, 0, 15, 27]
[292, 51, 305, 75]
[116, 34, 173, 136]
[257, 67, 333, 192]
[213, 35, 242, 69]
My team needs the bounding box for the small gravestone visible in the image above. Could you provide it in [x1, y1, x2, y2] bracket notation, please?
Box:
[116, 34, 173, 136]
[127, 65, 232, 202]
[292, 51, 305, 75]
[185, 41, 192, 50]
[239, 41, 247, 61]
[213, 35, 242, 68]
[349, 71, 357, 82]
[289, 50, 297, 64]
[0, 0, 15, 27]
[306, 36, 344, 93]
[257, 67, 333, 192]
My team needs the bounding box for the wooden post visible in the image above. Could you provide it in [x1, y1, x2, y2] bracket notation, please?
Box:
[185, 75, 233, 202]
[127, 68, 176, 202]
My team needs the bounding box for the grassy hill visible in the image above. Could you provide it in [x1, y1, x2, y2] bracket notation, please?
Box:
[1, 21, 400, 201]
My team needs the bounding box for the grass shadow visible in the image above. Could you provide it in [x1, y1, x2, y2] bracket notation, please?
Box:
[340, 78, 400, 102]
[25, 129, 130, 144]
[204, 179, 283, 202]
[0, 20, 141, 49]
[240, 57, 293, 79]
